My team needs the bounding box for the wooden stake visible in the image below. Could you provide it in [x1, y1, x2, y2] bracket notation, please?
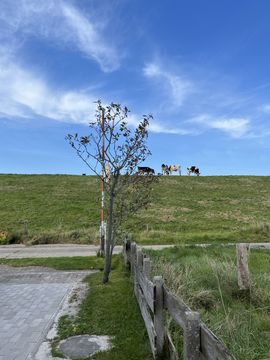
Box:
[236, 243, 250, 290]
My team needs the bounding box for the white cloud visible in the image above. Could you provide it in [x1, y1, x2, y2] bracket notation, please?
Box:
[149, 122, 192, 135]
[0, 54, 253, 139]
[142, 60, 265, 139]
[260, 104, 270, 113]
[211, 118, 250, 138]
[60, 3, 120, 72]
[0, 0, 120, 72]
[126, 112, 191, 135]
[143, 62, 193, 107]
[192, 115, 250, 138]
[0, 52, 192, 132]
[0, 56, 96, 124]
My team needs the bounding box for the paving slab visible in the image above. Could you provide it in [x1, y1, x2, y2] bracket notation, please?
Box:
[57, 335, 112, 359]
[0, 266, 95, 360]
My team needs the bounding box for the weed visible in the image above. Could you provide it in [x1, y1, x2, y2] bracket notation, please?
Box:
[0, 231, 9, 244]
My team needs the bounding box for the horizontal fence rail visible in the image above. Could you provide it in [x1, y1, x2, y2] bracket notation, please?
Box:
[122, 237, 236, 360]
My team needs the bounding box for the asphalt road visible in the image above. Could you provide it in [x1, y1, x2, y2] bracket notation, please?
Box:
[0, 243, 269, 259]
[0, 244, 176, 259]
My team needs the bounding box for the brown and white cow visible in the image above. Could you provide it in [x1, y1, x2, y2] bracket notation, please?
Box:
[104, 163, 111, 183]
[168, 164, 181, 175]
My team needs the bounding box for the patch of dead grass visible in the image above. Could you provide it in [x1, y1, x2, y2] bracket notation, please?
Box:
[178, 207, 193, 213]
[204, 211, 253, 223]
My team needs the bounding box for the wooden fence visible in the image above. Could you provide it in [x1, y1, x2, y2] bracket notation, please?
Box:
[123, 238, 236, 360]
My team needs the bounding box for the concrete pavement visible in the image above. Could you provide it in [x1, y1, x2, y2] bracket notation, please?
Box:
[0, 266, 94, 360]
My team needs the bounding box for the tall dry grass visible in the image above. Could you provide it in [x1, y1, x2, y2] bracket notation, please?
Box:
[148, 247, 270, 360]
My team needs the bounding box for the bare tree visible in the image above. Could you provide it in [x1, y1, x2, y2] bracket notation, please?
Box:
[66, 100, 157, 283]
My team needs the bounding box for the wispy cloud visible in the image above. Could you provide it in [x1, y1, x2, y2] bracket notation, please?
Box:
[260, 103, 270, 113]
[0, 0, 120, 72]
[141, 58, 270, 139]
[143, 62, 193, 107]
[210, 118, 250, 138]
[127, 112, 193, 135]
[191, 115, 250, 138]
[0, 56, 96, 124]
[60, 3, 120, 72]
[149, 122, 192, 135]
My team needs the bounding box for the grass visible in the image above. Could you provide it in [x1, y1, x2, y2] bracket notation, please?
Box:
[0, 255, 119, 270]
[1, 174, 270, 245]
[136, 176, 270, 244]
[52, 262, 152, 360]
[0, 174, 101, 245]
[147, 246, 270, 360]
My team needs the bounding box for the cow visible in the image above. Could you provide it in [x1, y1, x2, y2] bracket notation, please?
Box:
[137, 166, 155, 175]
[161, 164, 169, 175]
[104, 163, 111, 183]
[187, 166, 200, 176]
[168, 164, 181, 175]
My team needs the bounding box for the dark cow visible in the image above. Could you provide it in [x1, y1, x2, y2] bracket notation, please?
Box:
[187, 166, 200, 176]
[138, 166, 155, 175]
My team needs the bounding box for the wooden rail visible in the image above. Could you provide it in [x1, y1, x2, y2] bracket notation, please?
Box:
[123, 238, 236, 360]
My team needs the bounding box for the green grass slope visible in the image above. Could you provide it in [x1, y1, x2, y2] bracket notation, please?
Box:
[0, 174, 270, 245]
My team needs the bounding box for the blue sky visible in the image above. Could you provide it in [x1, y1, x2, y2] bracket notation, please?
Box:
[1, 0, 270, 175]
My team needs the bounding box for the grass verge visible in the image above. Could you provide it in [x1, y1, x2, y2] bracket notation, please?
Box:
[0, 256, 113, 270]
[52, 262, 152, 360]
[147, 246, 270, 360]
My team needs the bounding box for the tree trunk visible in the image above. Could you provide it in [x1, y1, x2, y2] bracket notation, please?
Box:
[102, 178, 117, 283]
[102, 198, 113, 283]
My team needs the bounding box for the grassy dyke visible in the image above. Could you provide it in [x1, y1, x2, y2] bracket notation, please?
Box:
[1, 174, 270, 245]
[147, 246, 270, 360]
[0, 174, 101, 245]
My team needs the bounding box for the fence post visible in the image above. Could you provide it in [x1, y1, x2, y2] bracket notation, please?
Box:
[124, 235, 131, 267]
[236, 243, 250, 290]
[183, 311, 200, 360]
[130, 242, 137, 277]
[153, 276, 165, 359]
[143, 257, 151, 279]
[133, 247, 143, 297]
[136, 248, 143, 272]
